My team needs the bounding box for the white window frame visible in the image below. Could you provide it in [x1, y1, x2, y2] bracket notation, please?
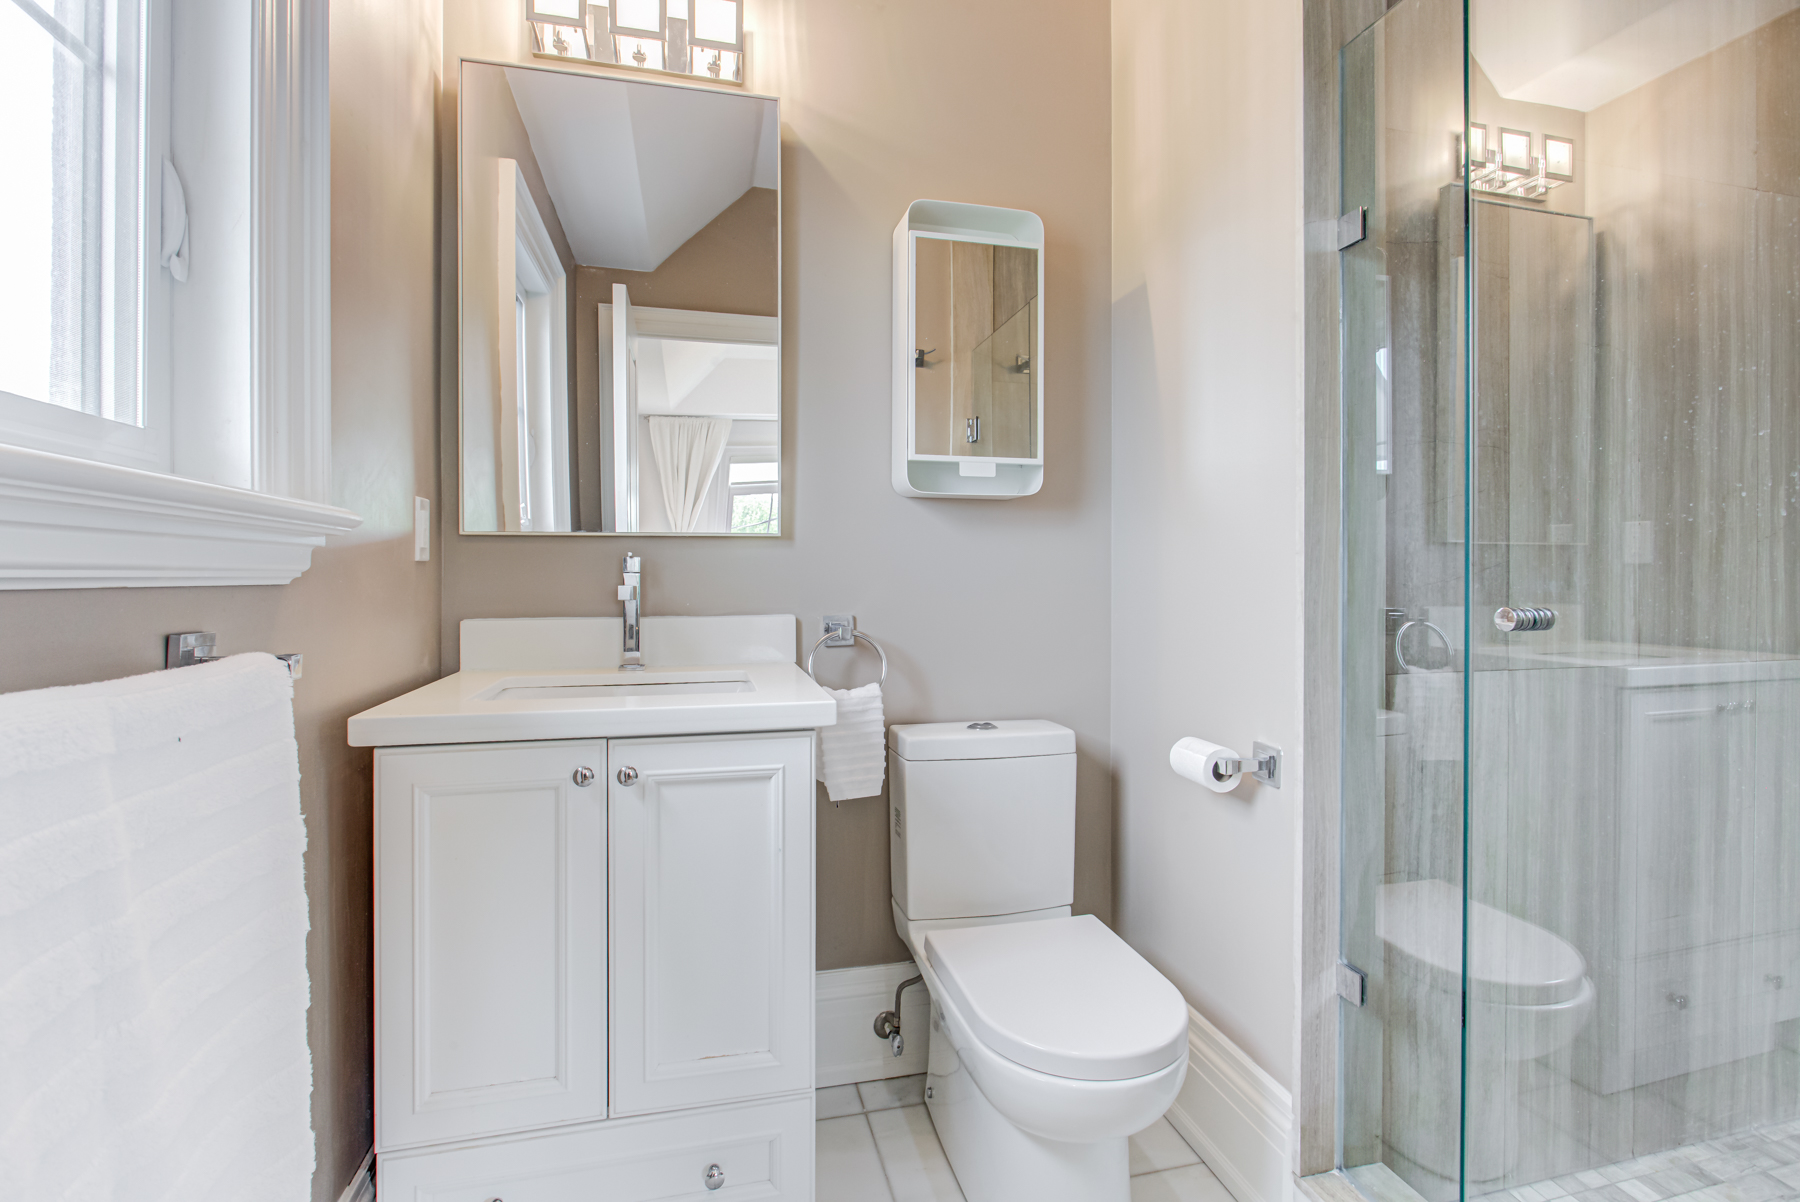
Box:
[0, 0, 359, 590]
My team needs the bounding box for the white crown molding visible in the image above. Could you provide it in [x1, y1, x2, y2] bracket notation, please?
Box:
[0, 444, 361, 589]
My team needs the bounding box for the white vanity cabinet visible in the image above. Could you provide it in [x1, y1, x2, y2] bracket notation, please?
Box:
[373, 731, 816, 1200]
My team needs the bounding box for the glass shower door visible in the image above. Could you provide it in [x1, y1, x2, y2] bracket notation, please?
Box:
[1338, 2, 1472, 1196]
[1340, 1, 1800, 1199]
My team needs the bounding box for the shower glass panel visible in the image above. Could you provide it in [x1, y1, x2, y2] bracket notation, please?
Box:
[1339, 2, 1800, 1200]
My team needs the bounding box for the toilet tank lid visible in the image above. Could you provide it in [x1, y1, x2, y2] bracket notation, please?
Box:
[889, 720, 1075, 760]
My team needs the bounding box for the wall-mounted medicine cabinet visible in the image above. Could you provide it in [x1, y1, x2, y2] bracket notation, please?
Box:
[891, 200, 1045, 499]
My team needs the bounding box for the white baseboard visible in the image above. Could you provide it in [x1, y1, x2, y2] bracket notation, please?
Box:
[1164, 1006, 1294, 1202]
[337, 1146, 374, 1202]
[816, 961, 931, 1088]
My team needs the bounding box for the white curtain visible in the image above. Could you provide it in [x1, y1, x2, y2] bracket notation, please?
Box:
[646, 416, 733, 532]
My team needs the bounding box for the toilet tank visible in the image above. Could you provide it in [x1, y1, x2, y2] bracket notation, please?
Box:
[888, 720, 1077, 921]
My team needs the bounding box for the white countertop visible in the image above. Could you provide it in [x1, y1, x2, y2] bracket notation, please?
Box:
[348, 615, 840, 747]
[347, 661, 838, 747]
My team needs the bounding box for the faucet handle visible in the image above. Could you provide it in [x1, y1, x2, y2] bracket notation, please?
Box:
[618, 585, 636, 601]
[622, 553, 641, 573]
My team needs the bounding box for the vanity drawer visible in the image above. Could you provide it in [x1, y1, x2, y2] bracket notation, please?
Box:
[375, 1094, 813, 1202]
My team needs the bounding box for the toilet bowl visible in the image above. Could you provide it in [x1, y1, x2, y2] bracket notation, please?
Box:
[887, 720, 1189, 1202]
[1380, 879, 1595, 1185]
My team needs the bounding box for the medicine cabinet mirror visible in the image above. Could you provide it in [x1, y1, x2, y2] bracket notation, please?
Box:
[891, 200, 1044, 499]
[459, 60, 780, 535]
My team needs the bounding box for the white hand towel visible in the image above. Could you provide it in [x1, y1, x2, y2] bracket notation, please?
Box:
[816, 682, 886, 803]
[0, 653, 313, 1201]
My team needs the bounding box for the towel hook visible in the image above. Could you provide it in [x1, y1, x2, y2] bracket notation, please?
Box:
[806, 623, 888, 687]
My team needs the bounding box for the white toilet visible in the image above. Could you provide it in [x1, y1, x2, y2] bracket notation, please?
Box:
[1380, 878, 1596, 1186]
[887, 720, 1190, 1202]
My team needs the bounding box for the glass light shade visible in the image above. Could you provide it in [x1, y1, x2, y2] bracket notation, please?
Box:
[1467, 123, 1487, 165]
[526, 0, 584, 26]
[1499, 127, 1532, 172]
[691, 0, 740, 48]
[1543, 134, 1575, 181]
[611, 0, 664, 36]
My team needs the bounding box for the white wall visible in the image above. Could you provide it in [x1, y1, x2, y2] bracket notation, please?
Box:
[1110, 0, 1306, 1090]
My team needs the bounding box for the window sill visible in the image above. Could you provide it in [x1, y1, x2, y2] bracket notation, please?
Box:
[0, 443, 362, 590]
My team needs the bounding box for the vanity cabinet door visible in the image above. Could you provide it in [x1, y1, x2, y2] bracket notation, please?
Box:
[609, 734, 815, 1115]
[375, 742, 607, 1150]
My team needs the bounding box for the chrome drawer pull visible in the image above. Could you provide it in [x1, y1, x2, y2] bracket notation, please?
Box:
[705, 1163, 725, 1190]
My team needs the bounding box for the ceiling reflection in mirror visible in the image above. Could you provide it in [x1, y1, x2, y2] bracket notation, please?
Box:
[459, 61, 779, 534]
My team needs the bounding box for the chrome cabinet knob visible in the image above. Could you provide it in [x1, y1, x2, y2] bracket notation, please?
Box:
[617, 766, 639, 785]
[572, 766, 595, 787]
[704, 1163, 725, 1191]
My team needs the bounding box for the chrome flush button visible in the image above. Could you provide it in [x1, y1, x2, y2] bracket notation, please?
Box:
[967, 722, 997, 730]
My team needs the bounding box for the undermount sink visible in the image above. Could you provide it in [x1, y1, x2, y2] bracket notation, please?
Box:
[480, 671, 754, 700]
[347, 616, 836, 747]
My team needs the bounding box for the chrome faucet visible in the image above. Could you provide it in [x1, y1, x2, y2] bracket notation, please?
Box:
[619, 553, 644, 670]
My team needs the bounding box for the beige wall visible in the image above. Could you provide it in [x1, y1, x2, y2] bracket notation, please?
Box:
[1111, 0, 1306, 1089]
[0, 2, 444, 1198]
[441, 0, 1115, 968]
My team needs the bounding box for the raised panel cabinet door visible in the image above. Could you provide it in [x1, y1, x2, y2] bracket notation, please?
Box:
[375, 742, 607, 1150]
[609, 734, 815, 1115]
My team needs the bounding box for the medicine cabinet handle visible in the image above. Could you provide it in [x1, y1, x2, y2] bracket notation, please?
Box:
[617, 766, 639, 786]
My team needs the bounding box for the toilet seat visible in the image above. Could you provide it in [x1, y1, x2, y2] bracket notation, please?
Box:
[1379, 878, 1588, 1006]
[923, 914, 1189, 1081]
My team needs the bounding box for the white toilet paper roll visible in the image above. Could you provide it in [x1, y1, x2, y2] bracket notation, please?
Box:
[1169, 737, 1242, 793]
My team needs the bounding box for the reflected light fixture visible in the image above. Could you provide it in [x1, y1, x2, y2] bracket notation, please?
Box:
[526, 0, 746, 83]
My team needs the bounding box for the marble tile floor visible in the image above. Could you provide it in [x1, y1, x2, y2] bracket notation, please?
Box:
[1473, 1116, 1800, 1202]
[816, 1073, 1238, 1202]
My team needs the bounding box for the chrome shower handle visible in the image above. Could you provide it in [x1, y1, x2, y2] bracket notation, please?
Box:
[1494, 606, 1557, 633]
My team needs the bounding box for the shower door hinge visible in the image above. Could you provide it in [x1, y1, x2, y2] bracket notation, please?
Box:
[1337, 961, 1367, 1007]
[1337, 207, 1368, 251]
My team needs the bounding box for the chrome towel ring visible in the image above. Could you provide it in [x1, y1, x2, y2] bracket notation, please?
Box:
[806, 629, 888, 687]
[1394, 619, 1452, 674]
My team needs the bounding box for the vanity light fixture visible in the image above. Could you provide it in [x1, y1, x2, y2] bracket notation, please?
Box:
[1459, 124, 1571, 202]
[527, 0, 746, 84]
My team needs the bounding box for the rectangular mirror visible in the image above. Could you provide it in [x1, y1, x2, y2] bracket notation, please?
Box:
[891, 201, 1044, 499]
[459, 61, 779, 534]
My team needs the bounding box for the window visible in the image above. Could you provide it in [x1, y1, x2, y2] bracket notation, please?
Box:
[0, 0, 356, 590]
[0, 0, 155, 469]
[727, 455, 777, 534]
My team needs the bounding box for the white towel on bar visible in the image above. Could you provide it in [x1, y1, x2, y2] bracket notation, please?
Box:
[0, 653, 313, 1201]
[816, 682, 886, 802]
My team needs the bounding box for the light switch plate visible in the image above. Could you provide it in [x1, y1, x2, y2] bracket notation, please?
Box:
[414, 497, 431, 561]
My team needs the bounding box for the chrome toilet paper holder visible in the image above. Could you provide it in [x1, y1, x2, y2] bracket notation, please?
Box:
[1222, 743, 1283, 788]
